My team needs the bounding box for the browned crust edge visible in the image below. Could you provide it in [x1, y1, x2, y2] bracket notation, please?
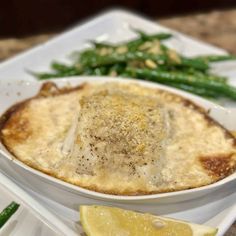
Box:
[0, 81, 236, 196]
[0, 82, 86, 139]
[199, 153, 236, 179]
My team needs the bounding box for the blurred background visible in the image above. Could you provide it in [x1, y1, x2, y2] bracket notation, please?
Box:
[1, 0, 236, 36]
[1, 0, 236, 61]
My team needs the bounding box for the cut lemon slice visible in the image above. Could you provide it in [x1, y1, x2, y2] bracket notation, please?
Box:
[80, 205, 217, 236]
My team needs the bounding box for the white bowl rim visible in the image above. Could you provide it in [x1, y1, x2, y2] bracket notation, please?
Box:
[0, 76, 235, 201]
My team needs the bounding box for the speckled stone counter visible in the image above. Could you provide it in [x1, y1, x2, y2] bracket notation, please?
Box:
[0, 9, 235, 236]
[159, 9, 236, 54]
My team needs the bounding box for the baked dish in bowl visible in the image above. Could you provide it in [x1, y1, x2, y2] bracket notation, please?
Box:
[0, 77, 235, 199]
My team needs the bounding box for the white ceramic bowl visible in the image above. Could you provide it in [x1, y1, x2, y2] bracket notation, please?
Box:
[0, 77, 236, 211]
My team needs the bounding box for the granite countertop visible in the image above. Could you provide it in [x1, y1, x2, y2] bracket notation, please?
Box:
[1, 9, 236, 61]
[0, 8, 235, 235]
[159, 9, 236, 54]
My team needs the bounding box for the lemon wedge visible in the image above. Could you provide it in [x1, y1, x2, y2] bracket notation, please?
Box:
[80, 205, 217, 236]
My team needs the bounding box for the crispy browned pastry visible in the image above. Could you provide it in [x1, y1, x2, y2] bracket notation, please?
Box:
[0, 82, 236, 195]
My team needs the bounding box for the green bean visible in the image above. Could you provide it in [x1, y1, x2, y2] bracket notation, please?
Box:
[180, 57, 209, 71]
[127, 31, 172, 51]
[36, 71, 80, 80]
[36, 64, 112, 79]
[195, 54, 236, 63]
[80, 51, 208, 71]
[125, 67, 236, 100]
[34, 61, 84, 79]
[0, 202, 20, 228]
[134, 30, 172, 41]
[36, 73, 59, 80]
[51, 62, 81, 73]
[163, 82, 219, 98]
[176, 68, 227, 83]
[83, 52, 166, 68]
[38, 70, 81, 79]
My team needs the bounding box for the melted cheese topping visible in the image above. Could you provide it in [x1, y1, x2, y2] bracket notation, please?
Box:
[67, 89, 169, 183]
[1, 82, 236, 195]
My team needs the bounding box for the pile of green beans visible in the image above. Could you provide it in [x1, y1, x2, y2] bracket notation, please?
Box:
[34, 30, 236, 100]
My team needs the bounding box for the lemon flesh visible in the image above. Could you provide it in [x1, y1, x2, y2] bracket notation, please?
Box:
[80, 205, 217, 236]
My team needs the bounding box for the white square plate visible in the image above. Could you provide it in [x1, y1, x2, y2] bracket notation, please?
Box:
[0, 9, 235, 236]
